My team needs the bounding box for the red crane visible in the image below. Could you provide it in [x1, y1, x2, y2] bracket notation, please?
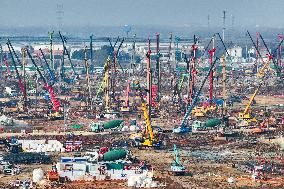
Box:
[26, 49, 60, 112]
[208, 47, 216, 102]
[7, 40, 26, 100]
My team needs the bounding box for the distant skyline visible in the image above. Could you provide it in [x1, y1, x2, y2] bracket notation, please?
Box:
[0, 0, 284, 29]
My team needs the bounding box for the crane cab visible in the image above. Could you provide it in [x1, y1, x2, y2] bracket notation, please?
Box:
[238, 112, 258, 123]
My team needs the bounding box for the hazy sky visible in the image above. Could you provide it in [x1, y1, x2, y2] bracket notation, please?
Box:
[1, 0, 283, 28]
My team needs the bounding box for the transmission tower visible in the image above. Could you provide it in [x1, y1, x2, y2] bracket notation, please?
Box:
[222, 11, 226, 41]
[56, 4, 64, 30]
[207, 15, 210, 29]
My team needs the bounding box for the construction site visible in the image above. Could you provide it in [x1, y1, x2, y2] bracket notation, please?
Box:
[0, 1, 284, 188]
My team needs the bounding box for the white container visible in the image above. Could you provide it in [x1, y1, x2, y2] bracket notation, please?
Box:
[150, 181, 158, 188]
[227, 177, 235, 183]
[32, 168, 44, 183]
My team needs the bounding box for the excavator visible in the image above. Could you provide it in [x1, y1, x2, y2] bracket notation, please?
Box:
[171, 144, 187, 176]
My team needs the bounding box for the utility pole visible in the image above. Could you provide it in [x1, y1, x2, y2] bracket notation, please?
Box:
[56, 4, 64, 31]
[207, 15, 210, 29]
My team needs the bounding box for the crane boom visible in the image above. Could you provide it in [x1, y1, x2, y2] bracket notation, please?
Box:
[7, 41, 26, 99]
[239, 31, 277, 122]
[179, 57, 219, 128]
[259, 33, 283, 78]
[39, 48, 56, 84]
[243, 83, 262, 115]
[136, 82, 158, 147]
[48, 31, 54, 70]
[59, 31, 77, 84]
[26, 49, 60, 112]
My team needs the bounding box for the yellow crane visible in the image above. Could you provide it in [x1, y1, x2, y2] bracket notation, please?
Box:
[238, 83, 262, 123]
[256, 54, 273, 78]
[132, 82, 161, 148]
[141, 102, 157, 147]
[96, 58, 111, 112]
[238, 56, 272, 123]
